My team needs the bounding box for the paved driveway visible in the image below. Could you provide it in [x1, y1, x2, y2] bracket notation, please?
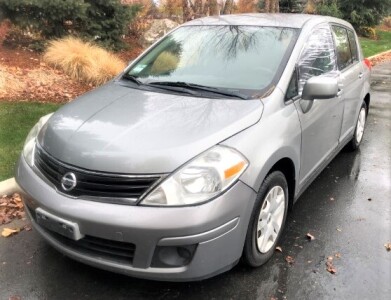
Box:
[1, 62, 390, 300]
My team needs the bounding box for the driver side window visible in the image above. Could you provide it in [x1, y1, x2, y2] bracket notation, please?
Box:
[297, 24, 337, 94]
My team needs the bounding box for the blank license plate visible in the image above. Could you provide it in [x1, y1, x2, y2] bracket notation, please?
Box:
[35, 208, 84, 240]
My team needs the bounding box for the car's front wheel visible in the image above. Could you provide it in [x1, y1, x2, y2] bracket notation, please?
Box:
[348, 101, 367, 151]
[243, 171, 288, 267]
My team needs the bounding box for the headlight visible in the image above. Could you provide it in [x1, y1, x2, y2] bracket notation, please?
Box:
[23, 113, 53, 167]
[140, 146, 248, 206]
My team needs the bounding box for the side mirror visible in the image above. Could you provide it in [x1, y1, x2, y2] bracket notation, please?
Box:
[302, 76, 338, 100]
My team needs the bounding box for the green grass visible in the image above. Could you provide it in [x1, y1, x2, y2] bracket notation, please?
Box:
[0, 102, 61, 181]
[359, 30, 391, 57]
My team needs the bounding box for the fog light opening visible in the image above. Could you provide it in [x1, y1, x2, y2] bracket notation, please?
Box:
[151, 245, 197, 268]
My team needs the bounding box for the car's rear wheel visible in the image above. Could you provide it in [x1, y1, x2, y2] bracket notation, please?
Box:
[348, 101, 367, 151]
[243, 171, 288, 267]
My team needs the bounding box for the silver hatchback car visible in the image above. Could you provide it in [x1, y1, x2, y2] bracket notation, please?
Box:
[16, 14, 371, 281]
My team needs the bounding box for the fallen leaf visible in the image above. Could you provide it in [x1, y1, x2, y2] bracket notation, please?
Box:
[0, 193, 25, 225]
[275, 246, 282, 252]
[335, 253, 341, 258]
[306, 233, 315, 241]
[326, 256, 337, 274]
[336, 228, 342, 232]
[384, 242, 391, 252]
[23, 225, 32, 231]
[9, 296, 21, 300]
[1, 228, 20, 237]
[330, 197, 335, 201]
[285, 256, 295, 265]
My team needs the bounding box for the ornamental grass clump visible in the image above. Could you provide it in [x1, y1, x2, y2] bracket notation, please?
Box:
[43, 37, 126, 85]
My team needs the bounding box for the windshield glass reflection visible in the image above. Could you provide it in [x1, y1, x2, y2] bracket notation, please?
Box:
[127, 25, 298, 94]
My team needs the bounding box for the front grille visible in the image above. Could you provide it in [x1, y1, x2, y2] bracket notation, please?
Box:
[34, 144, 161, 203]
[51, 231, 136, 265]
[27, 205, 136, 265]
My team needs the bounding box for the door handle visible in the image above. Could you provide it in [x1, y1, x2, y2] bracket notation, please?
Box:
[359, 72, 364, 79]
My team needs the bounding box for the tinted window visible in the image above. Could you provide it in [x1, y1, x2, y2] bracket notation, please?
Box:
[347, 30, 359, 62]
[127, 26, 298, 93]
[332, 26, 352, 70]
[297, 24, 336, 93]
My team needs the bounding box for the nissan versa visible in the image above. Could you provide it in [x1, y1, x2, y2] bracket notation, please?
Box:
[16, 14, 371, 281]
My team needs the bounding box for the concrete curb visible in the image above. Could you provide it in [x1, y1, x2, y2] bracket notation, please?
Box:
[367, 49, 391, 60]
[0, 178, 21, 196]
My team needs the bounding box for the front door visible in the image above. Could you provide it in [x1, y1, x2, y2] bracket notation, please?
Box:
[294, 23, 344, 187]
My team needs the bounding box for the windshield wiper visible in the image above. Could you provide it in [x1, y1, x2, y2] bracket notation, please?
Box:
[122, 74, 143, 85]
[149, 81, 249, 100]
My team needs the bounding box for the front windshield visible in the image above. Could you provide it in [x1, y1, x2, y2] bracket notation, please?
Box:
[126, 25, 298, 96]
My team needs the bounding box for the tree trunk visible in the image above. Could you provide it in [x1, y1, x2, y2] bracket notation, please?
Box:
[264, 0, 271, 12]
[265, 0, 279, 13]
[209, 0, 218, 15]
[273, 0, 279, 13]
[194, 0, 203, 17]
[203, 0, 210, 15]
[222, 0, 234, 14]
[182, 0, 191, 22]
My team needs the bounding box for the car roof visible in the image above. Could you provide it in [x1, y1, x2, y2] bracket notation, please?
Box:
[184, 13, 348, 29]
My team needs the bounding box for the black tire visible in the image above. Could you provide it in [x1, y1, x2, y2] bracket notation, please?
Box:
[243, 171, 289, 267]
[348, 101, 367, 151]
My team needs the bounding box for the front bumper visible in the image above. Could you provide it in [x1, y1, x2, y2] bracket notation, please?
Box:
[16, 155, 257, 281]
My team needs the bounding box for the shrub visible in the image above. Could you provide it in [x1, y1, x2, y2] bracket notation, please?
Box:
[43, 37, 126, 85]
[279, 0, 302, 13]
[0, 0, 140, 50]
[339, 0, 391, 29]
[0, 0, 88, 37]
[316, 0, 343, 19]
[358, 27, 377, 40]
[83, 0, 141, 50]
[383, 16, 391, 29]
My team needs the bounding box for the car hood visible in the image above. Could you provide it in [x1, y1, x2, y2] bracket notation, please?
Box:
[38, 82, 263, 174]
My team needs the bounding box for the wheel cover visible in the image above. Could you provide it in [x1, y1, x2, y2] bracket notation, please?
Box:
[356, 107, 366, 144]
[256, 186, 285, 253]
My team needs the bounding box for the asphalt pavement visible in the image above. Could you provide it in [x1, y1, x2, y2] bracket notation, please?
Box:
[0, 62, 390, 300]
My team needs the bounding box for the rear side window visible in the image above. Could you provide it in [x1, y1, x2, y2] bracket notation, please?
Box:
[347, 30, 359, 62]
[332, 26, 352, 70]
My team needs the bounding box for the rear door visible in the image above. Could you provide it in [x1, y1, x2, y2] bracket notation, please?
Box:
[293, 23, 344, 187]
[331, 25, 364, 142]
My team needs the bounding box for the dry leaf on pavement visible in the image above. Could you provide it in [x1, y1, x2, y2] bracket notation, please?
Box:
[275, 246, 282, 252]
[306, 233, 315, 241]
[23, 224, 32, 231]
[1, 227, 20, 237]
[285, 256, 295, 265]
[384, 242, 391, 252]
[0, 193, 25, 225]
[326, 256, 337, 274]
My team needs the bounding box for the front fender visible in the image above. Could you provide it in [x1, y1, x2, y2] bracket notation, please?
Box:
[221, 91, 301, 198]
